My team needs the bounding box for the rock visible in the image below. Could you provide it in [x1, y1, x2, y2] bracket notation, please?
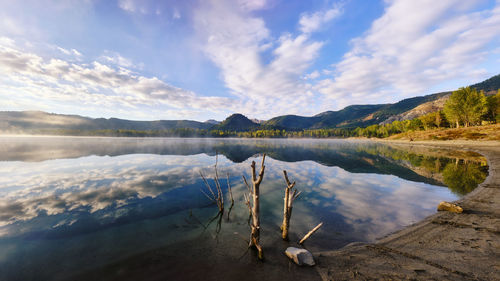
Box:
[437, 201, 463, 213]
[285, 247, 315, 266]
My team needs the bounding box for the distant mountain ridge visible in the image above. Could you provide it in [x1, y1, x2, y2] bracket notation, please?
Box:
[1, 74, 499, 133]
[0, 111, 213, 133]
[212, 113, 259, 131]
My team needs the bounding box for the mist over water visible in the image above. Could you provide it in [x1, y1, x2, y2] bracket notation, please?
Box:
[0, 137, 488, 281]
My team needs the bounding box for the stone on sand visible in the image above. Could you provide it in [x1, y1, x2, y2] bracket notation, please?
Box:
[285, 247, 315, 266]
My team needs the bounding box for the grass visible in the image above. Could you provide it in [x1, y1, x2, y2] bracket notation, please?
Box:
[387, 123, 500, 141]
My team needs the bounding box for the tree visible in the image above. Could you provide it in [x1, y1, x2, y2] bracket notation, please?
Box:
[444, 87, 487, 127]
[485, 90, 500, 122]
[464, 89, 487, 126]
[444, 90, 465, 127]
[419, 112, 436, 130]
[435, 110, 449, 128]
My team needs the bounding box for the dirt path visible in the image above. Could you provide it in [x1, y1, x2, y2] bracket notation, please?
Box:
[315, 140, 500, 281]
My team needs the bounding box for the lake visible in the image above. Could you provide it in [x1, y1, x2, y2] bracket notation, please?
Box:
[0, 137, 488, 281]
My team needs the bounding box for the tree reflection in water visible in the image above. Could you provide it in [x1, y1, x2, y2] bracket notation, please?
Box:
[443, 160, 488, 195]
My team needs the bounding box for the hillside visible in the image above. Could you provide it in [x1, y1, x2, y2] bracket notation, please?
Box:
[470, 74, 500, 93]
[1, 74, 499, 135]
[264, 73, 500, 130]
[264, 92, 450, 129]
[0, 111, 213, 133]
[211, 113, 259, 131]
[387, 123, 500, 141]
[381, 95, 450, 124]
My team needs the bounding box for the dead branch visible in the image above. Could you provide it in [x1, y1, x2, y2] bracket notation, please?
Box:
[299, 222, 323, 245]
[281, 170, 299, 240]
[246, 154, 266, 260]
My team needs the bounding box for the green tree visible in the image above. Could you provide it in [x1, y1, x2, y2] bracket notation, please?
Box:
[464, 89, 487, 126]
[485, 90, 500, 122]
[444, 87, 487, 127]
[419, 112, 436, 130]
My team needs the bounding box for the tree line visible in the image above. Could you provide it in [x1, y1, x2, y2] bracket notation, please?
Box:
[30, 87, 499, 139]
[351, 87, 499, 138]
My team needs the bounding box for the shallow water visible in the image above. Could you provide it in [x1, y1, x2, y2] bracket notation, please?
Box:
[0, 137, 488, 281]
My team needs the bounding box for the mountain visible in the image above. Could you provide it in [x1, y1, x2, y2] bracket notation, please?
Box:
[2, 74, 499, 134]
[211, 113, 259, 131]
[204, 119, 220, 125]
[264, 92, 450, 129]
[470, 74, 500, 93]
[381, 95, 450, 124]
[380, 74, 500, 124]
[264, 74, 500, 129]
[250, 118, 266, 124]
[0, 111, 212, 133]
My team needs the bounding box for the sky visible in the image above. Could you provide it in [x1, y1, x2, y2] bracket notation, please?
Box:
[0, 0, 499, 121]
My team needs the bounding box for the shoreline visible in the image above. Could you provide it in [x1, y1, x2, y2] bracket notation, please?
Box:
[315, 139, 500, 280]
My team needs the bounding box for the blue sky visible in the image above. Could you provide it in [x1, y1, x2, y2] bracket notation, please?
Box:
[0, 0, 499, 121]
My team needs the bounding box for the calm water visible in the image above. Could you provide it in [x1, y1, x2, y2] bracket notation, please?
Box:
[0, 137, 488, 281]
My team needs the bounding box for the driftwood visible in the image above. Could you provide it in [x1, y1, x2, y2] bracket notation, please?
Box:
[299, 222, 323, 245]
[243, 154, 266, 260]
[281, 170, 301, 240]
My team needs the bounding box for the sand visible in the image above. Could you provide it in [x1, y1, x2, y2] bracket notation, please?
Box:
[315, 140, 500, 280]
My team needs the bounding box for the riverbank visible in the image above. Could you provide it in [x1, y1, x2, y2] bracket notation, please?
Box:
[315, 140, 500, 280]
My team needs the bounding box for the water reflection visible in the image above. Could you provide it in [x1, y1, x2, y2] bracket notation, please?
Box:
[0, 137, 488, 281]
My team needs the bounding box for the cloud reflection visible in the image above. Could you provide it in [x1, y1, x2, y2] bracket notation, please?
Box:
[0, 139, 483, 245]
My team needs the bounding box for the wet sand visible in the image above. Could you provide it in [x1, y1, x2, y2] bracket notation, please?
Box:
[315, 140, 500, 280]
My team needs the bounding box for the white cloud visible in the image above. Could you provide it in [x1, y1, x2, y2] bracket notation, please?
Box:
[0, 38, 234, 119]
[100, 52, 135, 68]
[304, 70, 320, 80]
[172, 8, 181, 19]
[117, 0, 161, 15]
[56, 47, 82, 58]
[118, 0, 139, 13]
[317, 0, 500, 110]
[195, 0, 338, 118]
[299, 3, 343, 33]
[238, 0, 269, 11]
[0, 17, 24, 35]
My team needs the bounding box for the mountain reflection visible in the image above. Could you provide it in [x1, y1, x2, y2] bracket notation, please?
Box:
[0, 137, 488, 186]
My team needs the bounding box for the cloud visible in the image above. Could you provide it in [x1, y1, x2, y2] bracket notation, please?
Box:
[118, 0, 141, 13]
[56, 47, 81, 57]
[0, 38, 234, 119]
[299, 3, 343, 33]
[117, 0, 162, 15]
[237, 0, 269, 11]
[194, 0, 339, 118]
[99, 51, 135, 68]
[317, 0, 500, 110]
[304, 70, 320, 80]
[172, 8, 181, 19]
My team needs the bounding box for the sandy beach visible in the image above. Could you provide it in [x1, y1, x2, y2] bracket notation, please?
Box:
[315, 140, 500, 280]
